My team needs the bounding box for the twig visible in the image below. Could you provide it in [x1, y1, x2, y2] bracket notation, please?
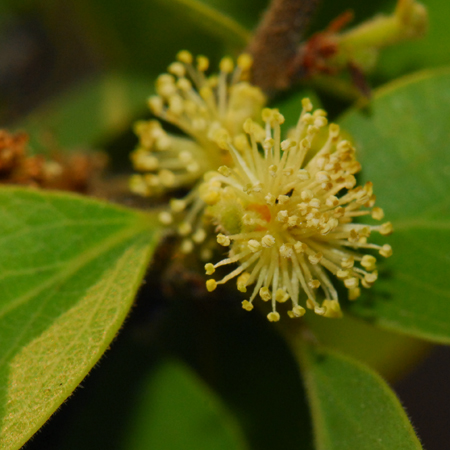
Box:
[247, 0, 321, 93]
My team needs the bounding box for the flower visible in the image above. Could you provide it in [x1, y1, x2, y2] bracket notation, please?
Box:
[201, 100, 393, 321]
[129, 51, 266, 256]
[129, 50, 266, 197]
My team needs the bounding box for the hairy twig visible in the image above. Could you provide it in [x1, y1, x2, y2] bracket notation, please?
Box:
[247, 0, 321, 93]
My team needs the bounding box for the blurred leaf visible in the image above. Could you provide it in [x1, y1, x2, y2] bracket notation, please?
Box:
[339, 68, 450, 343]
[376, 0, 450, 81]
[17, 73, 151, 152]
[123, 359, 248, 450]
[70, 0, 250, 76]
[305, 313, 431, 381]
[298, 342, 422, 450]
[158, 293, 314, 450]
[0, 187, 159, 450]
[152, 0, 251, 47]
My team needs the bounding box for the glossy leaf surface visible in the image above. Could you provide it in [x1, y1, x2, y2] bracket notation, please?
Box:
[339, 69, 450, 343]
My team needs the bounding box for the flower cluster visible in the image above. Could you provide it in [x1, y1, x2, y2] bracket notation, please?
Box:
[130, 51, 265, 197]
[200, 100, 393, 321]
[129, 51, 392, 322]
[129, 51, 266, 255]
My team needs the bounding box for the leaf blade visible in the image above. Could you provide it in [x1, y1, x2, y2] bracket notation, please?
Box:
[123, 359, 249, 450]
[299, 343, 422, 450]
[0, 187, 160, 450]
[339, 68, 450, 343]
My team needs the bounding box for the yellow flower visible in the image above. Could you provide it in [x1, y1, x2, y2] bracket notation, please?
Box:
[201, 100, 393, 321]
[129, 50, 266, 197]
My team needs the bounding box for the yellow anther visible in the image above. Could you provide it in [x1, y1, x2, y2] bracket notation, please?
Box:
[302, 98, 313, 112]
[306, 299, 315, 310]
[170, 199, 186, 212]
[260, 287, 272, 301]
[237, 53, 253, 70]
[279, 244, 293, 258]
[199, 86, 213, 100]
[168, 62, 185, 77]
[364, 272, 378, 284]
[344, 277, 359, 289]
[267, 312, 280, 322]
[159, 169, 176, 187]
[329, 123, 340, 138]
[341, 256, 354, 269]
[326, 195, 339, 207]
[288, 305, 306, 318]
[314, 306, 326, 316]
[322, 300, 342, 318]
[294, 242, 307, 253]
[158, 211, 173, 225]
[201, 189, 220, 205]
[180, 239, 194, 254]
[248, 239, 261, 253]
[237, 272, 250, 292]
[192, 229, 206, 243]
[218, 165, 232, 177]
[129, 174, 149, 196]
[177, 77, 192, 91]
[177, 50, 193, 64]
[242, 300, 254, 311]
[380, 244, 393, 257]
[206, 279, 217, 292]
[308, 252, 323, 265]
[361, 255, 377, 271]
[147, 96, 163, 115]
[217, 234, 231, 246]
[262, 108, 273, 122]
[178, 222, 192, 236]
[205, 263, 215, 275]
[371, 206, 384, 220]
[316, 171, 330, 183]
[314, 116, 328, 128]
[213, 128, 230, 150]
[261, 234, 276, 248]
[275, 289, 289, 303]
[297, 169, 310, 180]
[380, 222, 394, 235]
[336, 269, 349, 279]
[243, 118, 254, 134]
[348, 287, 361, 300]
[272, 110, 285, 124]
[277, 210, 289, 223]
[196, 55, 209, 71]
[219, 56, 234, 73]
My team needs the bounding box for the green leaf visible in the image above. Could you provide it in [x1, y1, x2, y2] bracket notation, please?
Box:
[0, 187, 159, 450]
[70, 0, 252, 77]
[304, 313, 431, 381]
[123, 359, 248, 450]
[152, 0, 252, 47]
[17, 73, 151, 153]
[339, 68, 450, 343]
[298, 342, 422, 450]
